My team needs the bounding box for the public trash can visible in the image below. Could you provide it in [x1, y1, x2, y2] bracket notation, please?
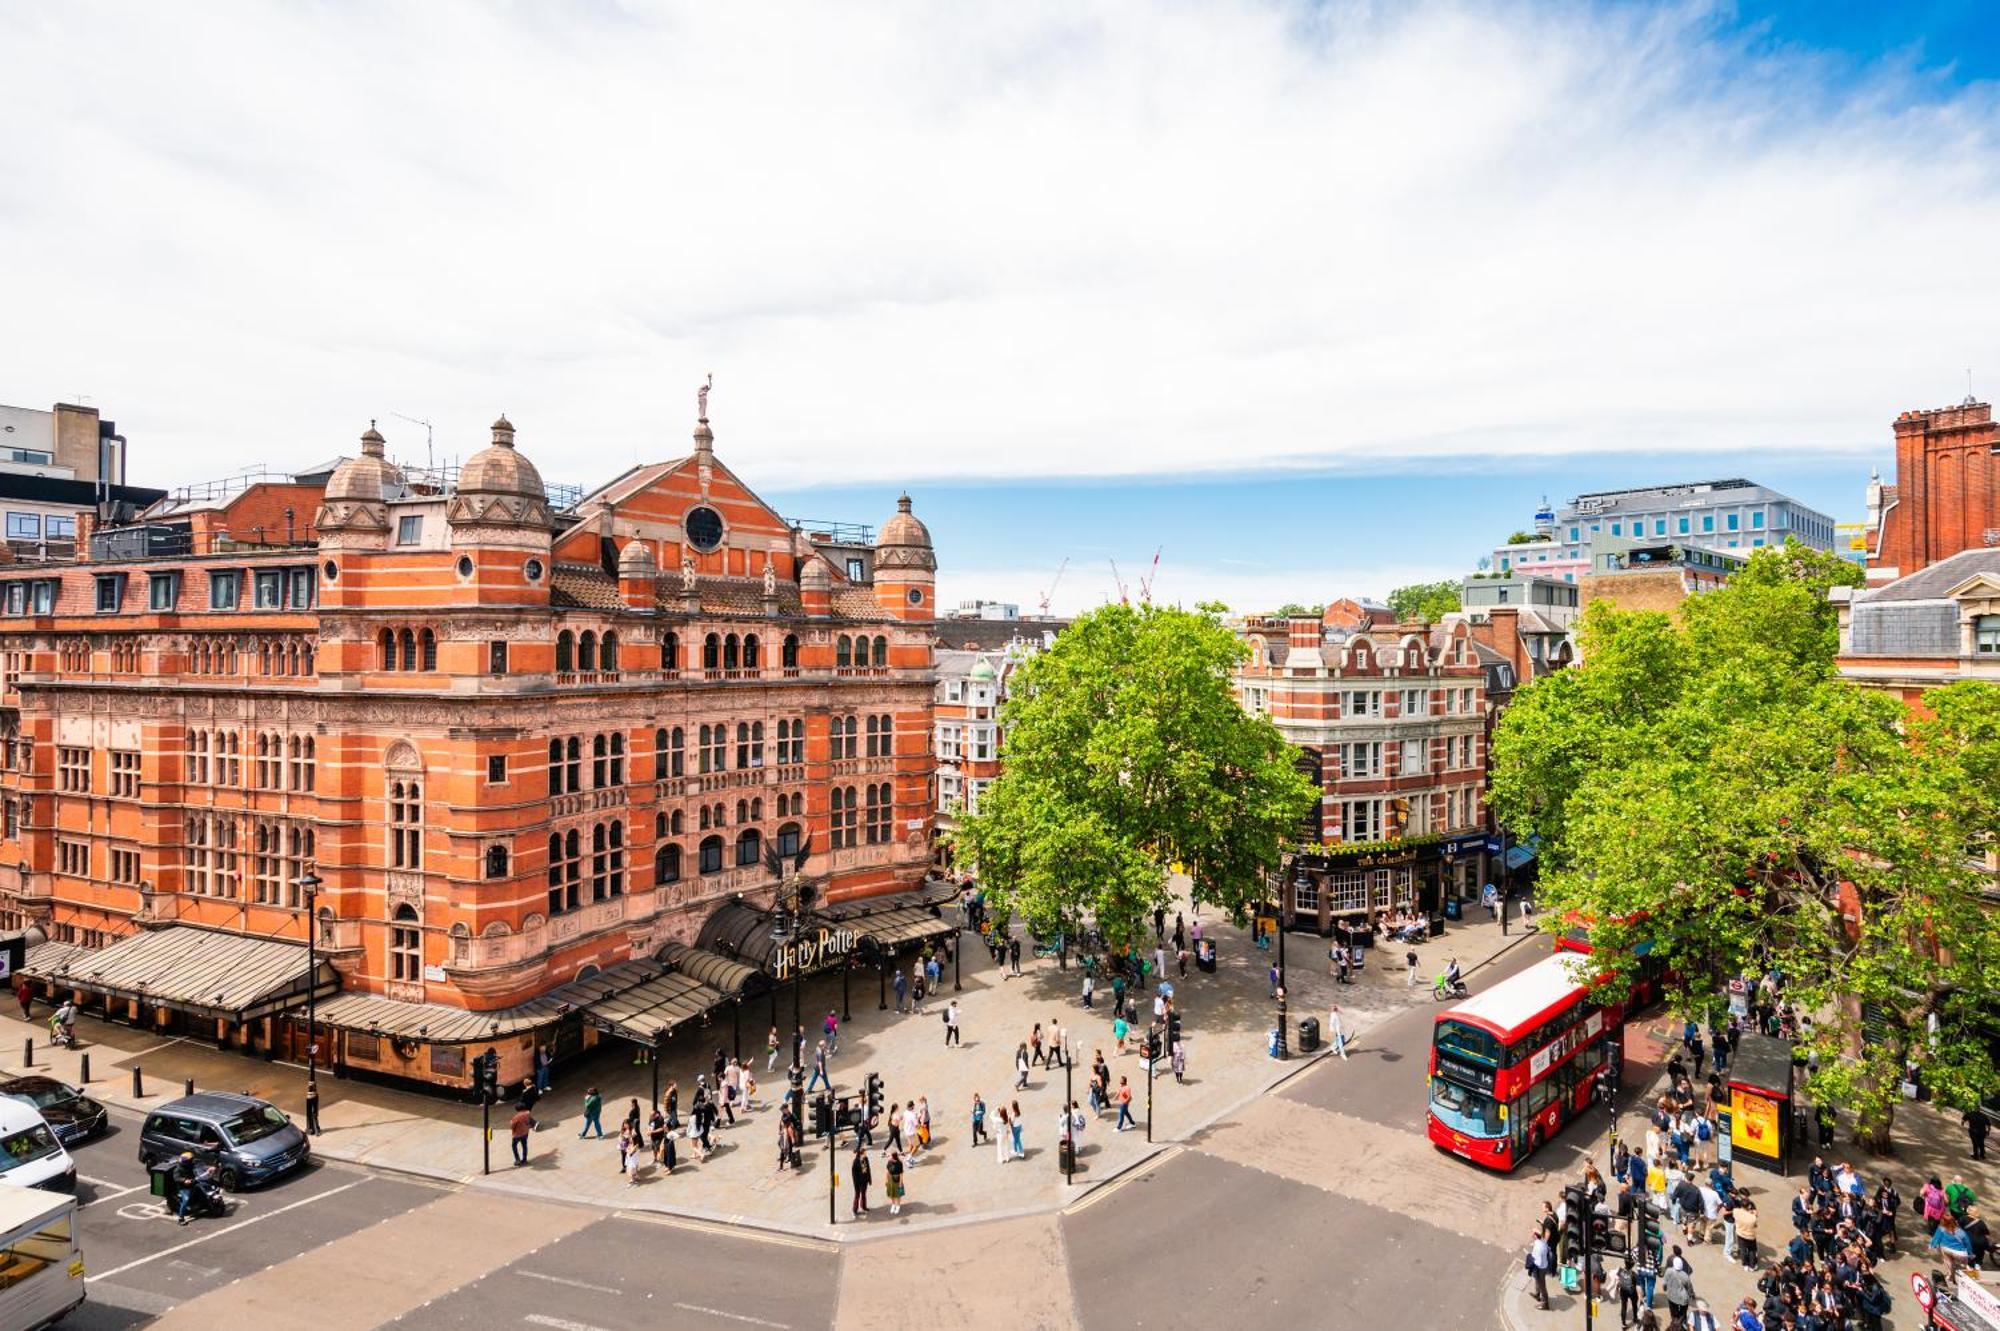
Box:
[1059, 1138, 1076, 1175]
[1297, 1016, 1321, 1053]
[1443, 899, 1462, 921]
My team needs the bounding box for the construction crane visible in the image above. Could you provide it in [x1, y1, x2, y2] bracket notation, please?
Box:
[1037, 557, 1069, 617]
[1109, 558, 1129, 606]
[1137, 547, 1163, 604]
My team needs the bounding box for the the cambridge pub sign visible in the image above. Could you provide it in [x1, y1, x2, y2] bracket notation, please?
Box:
[772, 925, 859, 981]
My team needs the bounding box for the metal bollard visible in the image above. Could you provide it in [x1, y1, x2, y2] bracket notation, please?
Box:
[79, 1053, 90, 1084]
[184, 1077, 194, 1098]
[22, 1037, 30, 1067]
[132, 1066, 143, 1098]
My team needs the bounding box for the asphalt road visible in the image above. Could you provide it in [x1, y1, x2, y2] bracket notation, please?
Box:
[65, 1105, 439, 1329]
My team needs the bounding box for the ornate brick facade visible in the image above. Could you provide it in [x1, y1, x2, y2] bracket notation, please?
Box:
[0, 410, 936, 1080]
[1867, 399, 2000, 583]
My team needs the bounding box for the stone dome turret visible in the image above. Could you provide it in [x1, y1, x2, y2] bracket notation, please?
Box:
[459, 415, 546, 501]
[617, 539, 657, 576]
[324, 422, 408, 503]
[875, 493, 936, 572]
[447, 415, 554, 534]
[968, 657, 998, 684]
[800, 555, 832, 590]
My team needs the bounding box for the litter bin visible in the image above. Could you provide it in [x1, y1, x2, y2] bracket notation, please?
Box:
[1443, 899, 1462, 921]
[1059, 1138, 1076, 1175]
[1297, 1016, 1321, 1053]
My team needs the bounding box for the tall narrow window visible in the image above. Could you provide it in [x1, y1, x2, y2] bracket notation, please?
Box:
[555, 631, 574, 672]
[600, 631, 618, 672]
[390, 906, 422, 982]
[390, 780, 423, 869]
[782, 634, 799, 669]
[609, 733, 625, 785]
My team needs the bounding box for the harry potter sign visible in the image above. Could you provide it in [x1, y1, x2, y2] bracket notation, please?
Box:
[772, 926, 859, 981]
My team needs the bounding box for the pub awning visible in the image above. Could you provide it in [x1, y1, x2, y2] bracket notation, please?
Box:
[35, 925, 337, 1024]
[549, 959, 733, 1045]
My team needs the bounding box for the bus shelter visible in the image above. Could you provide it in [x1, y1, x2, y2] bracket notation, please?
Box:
[1724, 1031, 1795, 1176]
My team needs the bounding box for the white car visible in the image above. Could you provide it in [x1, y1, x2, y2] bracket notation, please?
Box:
[0, 1097, 77, 1193]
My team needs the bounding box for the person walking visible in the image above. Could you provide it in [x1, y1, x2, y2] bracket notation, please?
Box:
[885, 1148, 906, 1215]
[1008, 936, 1022, 976]
[1170, 1039, 1187, 1084]
[807, 1041, 831, 1094]
[1405, 947, 1420, 986]
[893, 968, 909, 1014]
[1081, 973, 1095, 1008]
[617, 1121, 641, 1183]
[510, 1104, 534, 1166]
[1009, 1101, 1025, 1159]
[777, 1104, 799, 1172]
[1113, 1014, 1130, 1056]
[851, 1142, 872, 1215]
[824, 1009, 840, 1055]
[1015, 1042, 1031, 1089]
[1968, 1108, 1990, 1162]
[650, 1102, 673, 1173]
[12, 978, 30, 1021]
[765, 1025, 780, 1072]
[576, 1086, 605, 1138]
[971, 1093, 987, 1147]
[902, 1101, 923, 1162]
[1329, 1004, 1349, 1061]
[1660, 1261, 1693, 1327]
[995, 1106, 1012, 1164]
[1031, 1022, 1046, 1067]
[1115, 1076, 1135, 1131]
[944, 1000, 961, 1046]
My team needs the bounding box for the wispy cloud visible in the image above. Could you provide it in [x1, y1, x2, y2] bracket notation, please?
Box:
[1, 1, 1994, 492]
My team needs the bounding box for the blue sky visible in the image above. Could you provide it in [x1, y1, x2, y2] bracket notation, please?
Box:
[3, 1, 1996, 617]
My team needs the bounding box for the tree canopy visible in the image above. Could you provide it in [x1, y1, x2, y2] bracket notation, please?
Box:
[956, 602, 1318, 948]
[1387, 580, 1463, 623]
[1268, 602, 1324, 619]
[1490, 539, 1998, 1148]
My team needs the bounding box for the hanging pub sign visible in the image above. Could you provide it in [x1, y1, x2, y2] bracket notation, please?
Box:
[772, 925, 859, 981]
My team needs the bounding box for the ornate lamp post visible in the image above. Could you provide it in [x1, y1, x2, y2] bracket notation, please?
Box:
[294, 870, 323, 1134]
[764, 835, 817, 1060]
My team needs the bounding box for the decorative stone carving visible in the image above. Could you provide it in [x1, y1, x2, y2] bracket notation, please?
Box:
[383, 739, 422, 770]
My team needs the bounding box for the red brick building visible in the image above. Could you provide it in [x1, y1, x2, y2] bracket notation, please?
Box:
[0, 408, 939, 1087]
[1234, 601, 1490, 932]
[1865, 399, 2000, 584]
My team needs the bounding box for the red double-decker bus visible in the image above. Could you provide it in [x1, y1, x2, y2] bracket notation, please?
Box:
[1554, 912, 1670, 1010]
[1427, 952, 1627, 1170]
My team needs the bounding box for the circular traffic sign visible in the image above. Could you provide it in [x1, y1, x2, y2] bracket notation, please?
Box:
[1911, 1271, 1935, 1310]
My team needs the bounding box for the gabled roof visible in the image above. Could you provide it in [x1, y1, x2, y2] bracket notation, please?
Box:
[1857, 548, 2000, 603]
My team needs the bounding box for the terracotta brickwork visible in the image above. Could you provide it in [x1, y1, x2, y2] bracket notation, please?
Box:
[0, 413, 937, 1040]
[1870, 401, 2000, 577]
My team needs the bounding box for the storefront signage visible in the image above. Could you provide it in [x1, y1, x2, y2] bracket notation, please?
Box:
[772, 926, 859, 981]
[1444, 836, 1486, 856]
[1955, 1274, 2000, 1328]
[1731, 1090, 1780, 1156]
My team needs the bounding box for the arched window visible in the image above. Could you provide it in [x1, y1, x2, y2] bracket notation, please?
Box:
[873, 635, 888, 665]
[548, 739, 564, 795]
[546, 832, 571, 916]
[782, 634, 799, 669]
[399, 628, 417, 671]
[389, 780, 423, 869]
[420, 628, 437, 671]
[565, 737, 581, 792]
[735, 827, 762, 867]
[703, 633, 720, 670]
[663, 632, 679, 672]
[836, 635, 852, 668]
[698, 835, 724, 875]
[743, 635, 759, 669]
[750, 797, 762, 821]
[485, 844, 510, 879]
[749, 721, 764, 768]
[609, 733, 625, 785]
[723, 634, 740, 670]
[655, 843, 681, 885]
[591, 733, 608, 788]
[735, 798, 749, 824]
[390, 905, 422, 982]
[776, 821, 803, 858]
[608, 820, 624, 896]
[670, 727, 684, 777]
[578, 630, 597, 672]
[259, 640, 273, 675]
[735, 722, 750, 769]
[302, 643, 315, 675]
[671, 810, 684, 835]
[555, 630, 574, 673]
[600, 631, 618, 672]
[590, 823, 609, 901]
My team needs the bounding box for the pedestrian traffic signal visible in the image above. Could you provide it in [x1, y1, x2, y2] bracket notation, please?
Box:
[865, 1072, 883, 1119]
[473, 1048, 501, 1103]
[1166, 1010, 1182, 1044]
[812, 1095, 832, 1137]
[1594, 1066, 1616, 1106]
[1143, 1030, 1161, 1062]
[1638, 1200, 1666, 1262]
[1562, 1183, 1590, 1254]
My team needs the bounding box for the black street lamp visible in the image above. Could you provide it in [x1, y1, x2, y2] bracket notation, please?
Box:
[294, 870, 323, 1135]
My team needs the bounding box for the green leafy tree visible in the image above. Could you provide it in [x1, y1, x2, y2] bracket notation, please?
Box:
[1269, 602, 1324, 618]
[1489, 542, 1998, 1151]
[1505, 531, 1540, 544]
[957, 602, 1318, 949]
[1386, 580, 1462, 623]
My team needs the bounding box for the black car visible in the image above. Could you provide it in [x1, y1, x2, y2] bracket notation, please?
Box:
[0, 1076, 110, 1146]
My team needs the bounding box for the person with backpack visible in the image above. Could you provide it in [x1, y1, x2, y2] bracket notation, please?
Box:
[1526, 1227, 1553, 1309]
[1616, 1257, 1640, 1326]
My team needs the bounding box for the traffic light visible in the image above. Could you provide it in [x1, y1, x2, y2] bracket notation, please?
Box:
[1562, 1184, 1589, 1255]
[865, 1072, 884, 1121]
[1144, 1029, 1161, 1063]
[811, 1095, 832, 1138]
[1166, 1010, 1182, 1047]
[1638, 1199, 1666, 1262]
[1594, 1065, 1616, 1107]
[1590, 1206, 1625, 1256]
[473, 1048, 501, 1103]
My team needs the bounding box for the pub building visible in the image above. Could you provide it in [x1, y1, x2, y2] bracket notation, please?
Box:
[0, 397, 950, 1092]
[1235, 602, 1492, 939]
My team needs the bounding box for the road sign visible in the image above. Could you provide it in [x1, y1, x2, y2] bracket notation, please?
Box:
[1911, 1271, 1934, 1311]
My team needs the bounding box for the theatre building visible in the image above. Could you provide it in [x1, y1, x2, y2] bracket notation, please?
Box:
[1233, 601, 1490, 933]
[0, 407, 949, 1089]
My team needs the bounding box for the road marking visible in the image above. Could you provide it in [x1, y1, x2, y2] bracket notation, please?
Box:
[672, 1303, 791, 1329]
[1061, 1145, 1181, 1215]
[517, 1270, 622, 1295]
[525, 1316, 615, 1331]
[77, 1174, 124, 1189]
[88, 1178, 368, 1281]
[616, 1209, 832, 1252]
[81, 1182, 149, 1207]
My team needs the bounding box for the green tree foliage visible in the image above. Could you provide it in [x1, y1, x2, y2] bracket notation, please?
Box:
[1269, 603, 1324, 618]
[1505, 531, 1540, 544]
[1386, 580, 1463, 623]
[1489, 539, 1997, 1150]
[957, 603, 1318, 949]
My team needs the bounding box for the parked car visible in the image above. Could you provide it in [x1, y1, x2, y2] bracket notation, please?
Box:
[0, 1098, 76, 1193]
[136, 1092, 309, 1191]
[0, 1077, 109, 1148]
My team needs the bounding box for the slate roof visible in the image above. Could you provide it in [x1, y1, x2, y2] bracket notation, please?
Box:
[1858, 548, 2000, 603]
[32, 926, 335, 1022]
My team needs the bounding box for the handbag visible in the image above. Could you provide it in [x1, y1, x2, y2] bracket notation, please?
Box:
[1559, 1264, 1582, 1293]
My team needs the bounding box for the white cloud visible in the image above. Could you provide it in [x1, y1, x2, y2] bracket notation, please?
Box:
[2, 1, 1995, 492]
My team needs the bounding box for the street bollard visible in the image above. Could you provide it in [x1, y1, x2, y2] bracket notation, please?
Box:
[133, 1066, 144, 1098]
[22, 1037, 31, 1068]
[79, 1053, 90, 1084]
[184, 1077, 194, 1098]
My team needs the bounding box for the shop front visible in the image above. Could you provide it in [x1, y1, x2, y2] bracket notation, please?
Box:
[1283, 841, 1448, 937]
